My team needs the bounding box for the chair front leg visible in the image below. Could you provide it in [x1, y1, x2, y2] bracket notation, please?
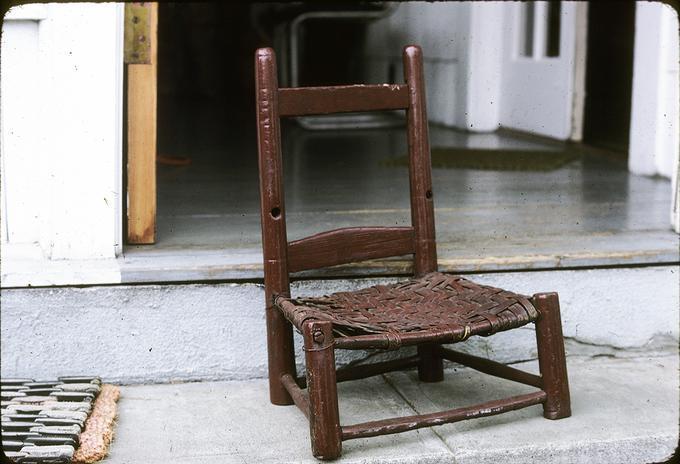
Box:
[303, 320, 342, 460]
[533, 292, 571, 420]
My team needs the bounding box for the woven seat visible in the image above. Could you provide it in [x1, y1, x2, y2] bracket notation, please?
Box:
[255, 45, 570, 460]
[277, 272, 538, 343]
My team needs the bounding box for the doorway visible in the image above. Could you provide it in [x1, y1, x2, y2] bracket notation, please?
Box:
[157, 3, 258, 152]
[582, 1, 636, 153]
[121, 2, 678, 285]
[152, 3, 263, 250]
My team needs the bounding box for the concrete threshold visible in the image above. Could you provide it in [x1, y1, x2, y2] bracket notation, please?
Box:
[104, 354, 678, 464]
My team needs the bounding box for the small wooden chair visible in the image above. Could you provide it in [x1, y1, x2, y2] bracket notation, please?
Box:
[255, 45, 571, 460]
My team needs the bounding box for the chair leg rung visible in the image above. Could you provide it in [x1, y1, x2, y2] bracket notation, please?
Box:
[338, 355, 420, 383]
[437, 346, 543, 388]
[296, 355, 420, 388]
[341, 390, 547, 440]
[281, 373, 310, 418]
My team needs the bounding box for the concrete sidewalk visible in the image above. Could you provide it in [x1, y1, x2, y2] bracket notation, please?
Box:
[104, 354, 678, 463]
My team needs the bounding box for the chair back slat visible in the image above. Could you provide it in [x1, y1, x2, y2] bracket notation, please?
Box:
[288, 227, 415, 273]
[278, 84, 409, 117]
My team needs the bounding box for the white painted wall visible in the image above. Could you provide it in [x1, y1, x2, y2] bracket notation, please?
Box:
[0, 3, 124, 264]
[673, 148, 680, 232]
[364, 1, 586, 137]
[1, 14, 44, 246]
[363, 2, 504, 131]
[363, 2, 463, 127]
[629, 3, 679, 181]
[463, 3, 504, 132]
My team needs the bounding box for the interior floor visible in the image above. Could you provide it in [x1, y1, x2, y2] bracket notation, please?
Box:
[120, 101, 678, 282]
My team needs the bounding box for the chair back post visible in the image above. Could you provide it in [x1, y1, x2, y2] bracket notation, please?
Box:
[404, 45, 443, 382]
[255, 47, 297, 405]
[403, 45, 437, 276]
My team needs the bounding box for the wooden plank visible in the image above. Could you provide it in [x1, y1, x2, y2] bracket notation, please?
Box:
[278, 84, 409, 117]
[126, 2, 157, 244]
[287, 227, 415, 273]
[341, 390, 547, 440]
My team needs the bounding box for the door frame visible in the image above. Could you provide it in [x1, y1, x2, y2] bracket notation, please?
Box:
[126, 2, 158, 244]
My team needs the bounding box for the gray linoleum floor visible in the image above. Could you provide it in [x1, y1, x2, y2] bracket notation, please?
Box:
[121, 109, 678, 282]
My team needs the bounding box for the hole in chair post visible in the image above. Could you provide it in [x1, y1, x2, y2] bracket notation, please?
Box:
[425, 190, 433, 199]
[270, 207, 281, 218]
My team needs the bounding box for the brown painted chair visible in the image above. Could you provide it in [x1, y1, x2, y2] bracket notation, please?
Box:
[255, 45, 571, 460]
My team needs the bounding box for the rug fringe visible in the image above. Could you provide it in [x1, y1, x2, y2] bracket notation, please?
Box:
[72, 384, 120, 464]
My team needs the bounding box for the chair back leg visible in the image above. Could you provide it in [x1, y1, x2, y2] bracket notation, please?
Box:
[303, 320, 342, 459]
[403, 45, 444, 383]
[255, 47, 298, 406]
[266, 305, 297, 405]
[533, 292, 572, 419]
[417, 344, 444, 382]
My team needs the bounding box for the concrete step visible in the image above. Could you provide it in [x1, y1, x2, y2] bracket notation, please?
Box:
[104, 354, 678, 464]
[2, 266, 678, 384]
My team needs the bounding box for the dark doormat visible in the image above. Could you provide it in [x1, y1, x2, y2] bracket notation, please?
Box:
[1, 377, 119, 463]
[383, 147, 580, 171]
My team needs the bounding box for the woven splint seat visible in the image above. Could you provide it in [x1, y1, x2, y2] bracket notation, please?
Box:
[276, 272, 538, 344]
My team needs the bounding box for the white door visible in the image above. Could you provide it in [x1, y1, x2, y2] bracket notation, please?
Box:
[500, 2, 582, 140]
